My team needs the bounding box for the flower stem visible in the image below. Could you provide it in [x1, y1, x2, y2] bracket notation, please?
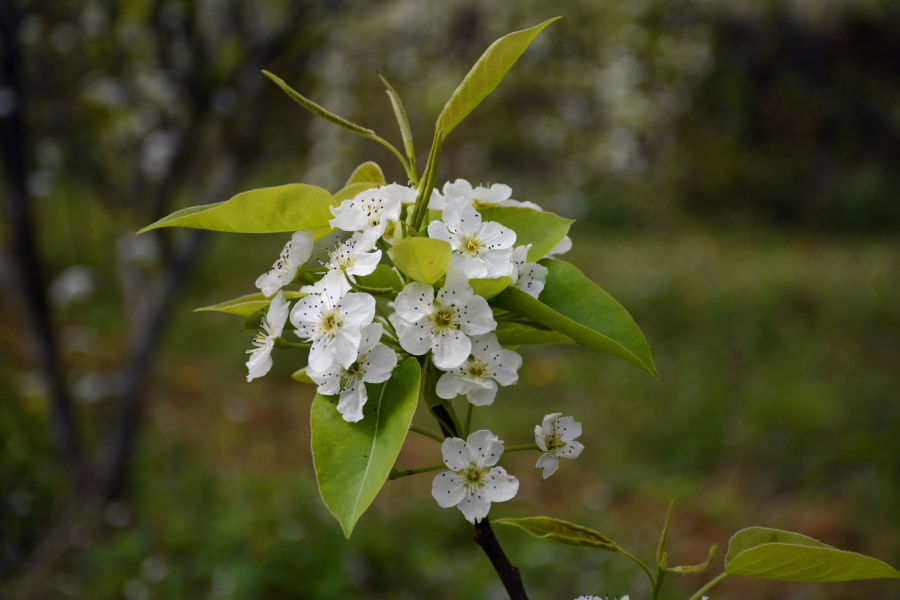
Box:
[686, 573, 728, 600]
[504, 444, 540, 452]
[345, 272, 395, 297]
[273, 338, 311, 349]
[621, 551, 656, 589]
[366, 133, 413, 182]
[389, 464, 445, 479]
[409, 426, 444, 443]
[464, 403, 473, 438]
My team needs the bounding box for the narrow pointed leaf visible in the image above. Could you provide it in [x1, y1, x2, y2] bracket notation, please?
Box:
[311, 358, 421, 538]
[263, 70, 374, 136]
[345, 161, 386, 187]
[496, 517, 623, 553]
[478, 206, 572, 260]
[334, 181, 379, 203]
[470, 276, 510, 300]
[194, 291, 307, 317]
[437, 17, 561, 140]
[291, 366, 315, 384]
[725, 527, 900, 582]
[670, 545, 717, 575]
[388, 237, 451, 285]
[138, 184, 336, 237]
[378, 75, 416, 176]
[493, 260, 657, 377]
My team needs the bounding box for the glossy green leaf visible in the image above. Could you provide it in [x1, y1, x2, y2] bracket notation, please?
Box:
[496, 517, 623, 553]
[194, 291, 306, 317]
[334, 181, 379, 203]
[478, 206, 573, 261]
[291, 366, 315, 384]
[356, 264, 404, 292]
[437, 17, 561, 140]
[378, 75, 417, 178]
[345, 161, 386, 187]
[138, 184, 336, 237]
[493, 260, 657, 377]
[494, 324, 576, 347]
[263, 70, 373, 136]
[725, 527, 900, 582]
[470, 276, 510, 300]
[311, 358, 421, 538]
[388, 237, 451, 285]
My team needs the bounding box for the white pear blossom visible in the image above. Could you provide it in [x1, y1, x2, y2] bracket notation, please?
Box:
[301, 232, 382, 296]
[509, 244, 549, 299]
[427, 197, 516, 279]
[441, 179, 541, 210]
[255, 230, 314, 297]
[330, 185, 403, 240]
[436, 333, 522, 406]
[535, 413, 584, 479]
[389, 268, 496, 369]
[245, 291, 290, 382]
[289, 284, 376, 372]
[431, 430, 519, 523]
[547, 235, 572, 256]
[306, 323, 397, 423]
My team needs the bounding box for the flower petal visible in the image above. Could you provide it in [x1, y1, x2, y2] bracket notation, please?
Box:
[361, 345, 397, 383]
[547, 235, 572, 256]
[245, 345, 273, 382]
[441, 437, 470, 471]
[357, 322, 384, 355]
[266, 291, 290, 338]
[306, 363, 342, 395]
[435, 372, 468, 400]
[336, 380, 368, 423]
[289, 230, 314, 265]
[485, 466, 518, 502]
[432, 471, 466, 508]
[338, 292, 376, 328]
[442, 178, 474, 201]
[394, 282, 435, 322]
[390, 313, 432, 356]
[466, 381, 498, 406]
[458, 487, 491, 524]
[466, 430, 504, 469]
[477, 221, 517, 250]
[456, 294, 496, 336]
[536, 453, 559, 479]
[427, 221, 452, 243]
[432, 330, 471, 370]
[554, 416, 582, 442]
[442, 196, 482, 235]
[329, 325, 361, 369]
[450, 253, 489, 279]
[488, 349, 522, 386]
[560, 440, 584, 459]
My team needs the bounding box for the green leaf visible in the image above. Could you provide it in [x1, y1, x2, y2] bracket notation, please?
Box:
[478, 206, 573, 261]
[356, 264, 404, 292]
[388, 237, 451, 285]
[496, 517, 623, 553]
[493, 260, 657, 377]
[725, 527, 900, 582]
[494, 324, 576, 347]
[310, 358, 421, 538]
[436, 17, 560, 140]
[470, 277, 510, 300]
[378, 75, 417, 179]
[291, 366, 315, 384]
[194, 291, 306, 317]
[334, 181, 379, 203]
[670, 545, 717, 575]
[138, 184, 337, 237]
[345, 161, 386, 187]
[263, 70, 374, 136]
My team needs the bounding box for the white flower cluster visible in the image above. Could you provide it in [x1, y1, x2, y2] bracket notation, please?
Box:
[243, 178, 584, 521]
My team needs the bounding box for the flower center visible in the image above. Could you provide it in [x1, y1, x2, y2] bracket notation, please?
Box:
[459, 234, 484, 257]
[460, 465, 487, 487]
[465, 359, 488, 379]
[319, 310, 343, 337]
[545, 432, 565, 452]
[428, 305, 457, 333]
[341, 361, 362, 387]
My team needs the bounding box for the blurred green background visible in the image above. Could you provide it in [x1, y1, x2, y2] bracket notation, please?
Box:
[2, 1, 899, 599]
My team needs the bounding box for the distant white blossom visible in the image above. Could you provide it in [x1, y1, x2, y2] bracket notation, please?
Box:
[245, 291, 289, 382]
[290, 284, 375, 372]
[428, 197, 516, 279]
[256, 231, 314, 297]
[535, 413, 584, 479]
[441, 179, 542, 210]
[330, 185, 402, 240]
[306, 323, 397, 422]
[432, 430, 519, 523]
[301, 232, 381, 296]
[390, 268, 496, 369]
[509, 244, 549, 299]
[436, 333, 522, 406]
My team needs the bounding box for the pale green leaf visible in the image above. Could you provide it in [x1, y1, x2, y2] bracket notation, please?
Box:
[345, 161, 386, 187]
[334, 182, 379, 203]
[378, 75, 417, 177]
[194, 291, 306, 317]
[138, 184, 336, 238]
[725, 527, 900, 582]
[496, 517, 623, 553]
[470, 277, 510, 300]
[478, 206, 573, 261]
[493, 260, 657, 377]
[291, 366, 315, 384]
[311, 358, 421, 538]
[356, 264, 404, 292]
[388, 237, 451, 284]
[437, 17, 561, 140]
[263, 70, 374, 136]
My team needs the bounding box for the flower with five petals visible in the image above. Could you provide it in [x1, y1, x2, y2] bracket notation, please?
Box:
[535, 413, 584, 479]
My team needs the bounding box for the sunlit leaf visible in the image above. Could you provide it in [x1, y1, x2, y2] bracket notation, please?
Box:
[263, 70, 374, 136]
[311, 358, 421, 538]
[194, 291, 306, 317]
[334, 181, 379, 203]
[725, 527, 900, 582]
[345, 161, 386, 187]
[496, 517, 623, 552]
[356, 264, 404, 292]
[388, 237, 451, 285]
[291, 366, 315, 384]
[138, 184, 336, 237]
[493, 260, 657, 377]
[470, 277, 510, 300]
[478, 206, 573, 261]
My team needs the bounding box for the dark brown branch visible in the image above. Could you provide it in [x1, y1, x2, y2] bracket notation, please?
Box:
[473, 518, 529, 600]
